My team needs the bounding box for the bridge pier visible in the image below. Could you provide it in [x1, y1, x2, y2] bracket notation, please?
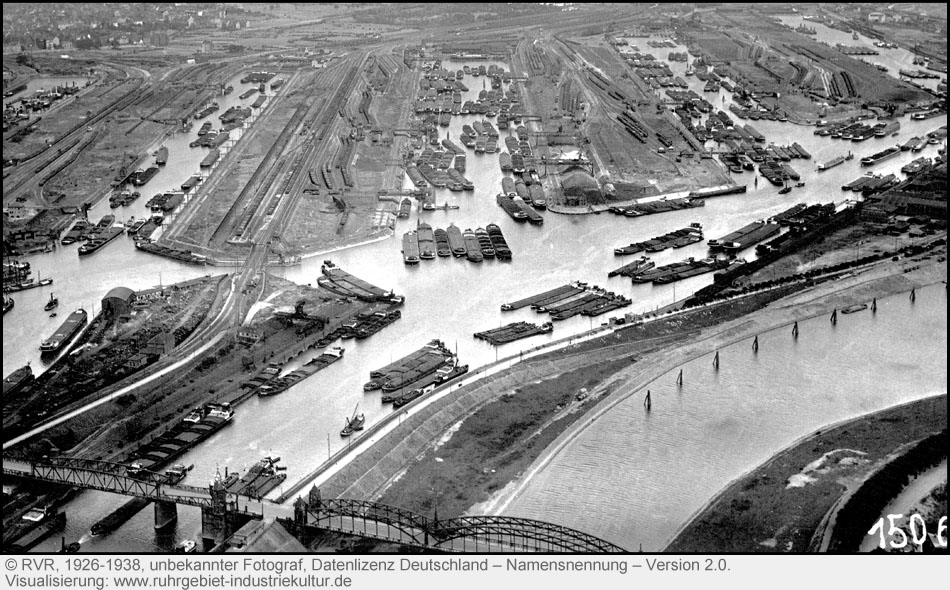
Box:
[201, 477, 236, 550]
[154, 501, 178, 530]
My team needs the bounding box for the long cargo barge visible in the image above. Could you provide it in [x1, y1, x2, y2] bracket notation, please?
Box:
[402, 231, 420, 265]
[817, 153, 852, 171]
[632, 258, 730, 283]
[610, 197, 705, 217]
[608, 256, 655, 278]
[131, 166, 159, 186]
[389, 364, 470, 408]
[462, 229, 483, 262]
[318, 261, 402, 303]
[91, 498, 150, 536]
[614, 224, 703, 256]
[417, 222, 436, 260]
[486, 224, 512, 260]
[861, 145, 901, 166]
[446, 224, 467, 257]
[125, 403, 234, 478]
[513, 197, 543, 224]
[181, 175, 201, 192]
[531, 287, 589, 312]
[39, 308, 88, 352]
[199, 148, 220, 168]
[475, 321, 553, 345]
[251, 95, 267, 109]
[496, 194, 528, 221]
[135, 242, 207, 265]
[708, 221, 781, 252]
[222, 457, 286, 498]
[78, 227, 124, 255]
[502, 284, 579, 311]
[239, 88, 257, 100]
[3, 365, 34, 397]
[367, 339, 450, 381]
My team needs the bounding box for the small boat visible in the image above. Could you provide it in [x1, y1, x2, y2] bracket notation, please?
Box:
[44, 293, 59, 311]
[49, 312, 57, 317]
[778, 185, 792, 194]
[841, 303, 868, 314]
[340, 404, 365, 437]
[795, 182, 805, 187]
[175, 540, 197, 553]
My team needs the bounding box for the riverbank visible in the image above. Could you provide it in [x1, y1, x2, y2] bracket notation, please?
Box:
[665, 394, 947, 553]
[312, 248, 945, 545]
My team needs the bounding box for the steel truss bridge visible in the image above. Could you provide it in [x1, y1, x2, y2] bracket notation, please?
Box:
[3, 457, 626, 552]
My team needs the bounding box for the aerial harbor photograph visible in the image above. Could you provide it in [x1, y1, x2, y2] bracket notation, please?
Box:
[1, 2, 946, 558]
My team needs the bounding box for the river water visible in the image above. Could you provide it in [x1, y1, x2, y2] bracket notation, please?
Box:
[8, 50, 946, 552]
[501, 283, 947, 551]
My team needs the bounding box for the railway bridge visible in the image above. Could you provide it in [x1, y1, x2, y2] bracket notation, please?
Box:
[2, 457, 625, 552]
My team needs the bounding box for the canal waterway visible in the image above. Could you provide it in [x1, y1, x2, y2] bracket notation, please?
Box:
[10, 52, 945, 551]
[501, 282, 947, 551]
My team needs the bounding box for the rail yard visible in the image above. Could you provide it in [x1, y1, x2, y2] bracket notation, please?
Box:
[2, 3, 947, 557]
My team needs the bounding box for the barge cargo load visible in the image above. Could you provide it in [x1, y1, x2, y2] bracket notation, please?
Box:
[475, 321, 553, 345]
[200, 148, 220, 168]
[861, 145, 901, 166]
[708, 221, 781, 252]
[318, 261, 402, 303]
[39, 308, 87, 352]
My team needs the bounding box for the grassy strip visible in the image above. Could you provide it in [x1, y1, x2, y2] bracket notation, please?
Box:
[665, 394, 947, 553]
[377, 355, 634, 518]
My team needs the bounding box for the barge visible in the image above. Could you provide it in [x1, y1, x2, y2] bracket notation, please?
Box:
[402, 231, 420, 265]
[496, 193, 528, 221]
[486, 224, 512, 260]
[155, 146, 168, 166]
[446, 224, 467, 257]
[318, 261, 402, 303]
[462, 228, 483, 262]
[608, 256, 655, 278]
[222, 457, 286, 498]
[199, 148, 220, 168]
[860, 145, 901, 166]
[501, 284, 581, 311]
[709, 221, 781, 252]
[77, 227, 124, 255]
[417, 222, 436, 260]
[39, 308, 87, 352]
[817, 153, 852, 171]
[613, 224, 703, 256]
[475, 321, 553, 345]
[632, 257, 731, 283]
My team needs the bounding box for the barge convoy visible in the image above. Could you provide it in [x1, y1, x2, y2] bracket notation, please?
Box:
[613, 224, 703, 256]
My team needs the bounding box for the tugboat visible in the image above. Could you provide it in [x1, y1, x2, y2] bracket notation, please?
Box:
[44, 293, 59, 312]
[340, 404, 365, 437]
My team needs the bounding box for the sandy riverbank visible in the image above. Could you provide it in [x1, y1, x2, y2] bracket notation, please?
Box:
[665, 393, 947, 553]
